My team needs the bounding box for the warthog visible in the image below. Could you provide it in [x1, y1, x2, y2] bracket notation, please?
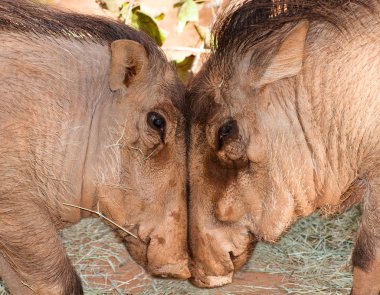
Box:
[0, 0, 189, 294]
[187, 0, 380, 293]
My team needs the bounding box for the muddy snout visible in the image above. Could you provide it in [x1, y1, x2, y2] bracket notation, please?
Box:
[190, 259, 234, 288]
[189, 228, 254, 288]
[126, 219, 190, 280]
[146, 234, 190, 279]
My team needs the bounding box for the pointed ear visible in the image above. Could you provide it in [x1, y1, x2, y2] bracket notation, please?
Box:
[109, 40, 148, 91]
[256, 21, 309, 88]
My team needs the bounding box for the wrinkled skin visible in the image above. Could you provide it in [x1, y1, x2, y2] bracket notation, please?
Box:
[93, 40, 189, 281]
[187, 10, 380, 294]
[0, 4, 188, 294]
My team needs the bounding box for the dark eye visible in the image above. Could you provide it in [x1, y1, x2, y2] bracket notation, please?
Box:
[218, 120, 237, 149]
[218, 121, 236, 139]
[147, 112, 166, 140]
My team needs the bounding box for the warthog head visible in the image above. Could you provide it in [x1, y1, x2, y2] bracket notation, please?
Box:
[187, 3, 311, 287]
[91, 39, 189, 279]
[0, 0, 190, 285]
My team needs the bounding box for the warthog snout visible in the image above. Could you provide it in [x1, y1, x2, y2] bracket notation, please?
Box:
[189, 222, 255, 287]
[125, 217, 191, 279]
[142, 213, 190, 279]
[186, 113, 256, 287]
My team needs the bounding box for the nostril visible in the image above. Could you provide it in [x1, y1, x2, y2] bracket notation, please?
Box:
[144, 236, 151, 246]
[137, 224, 153, 245]
[228, 250, 240, 266]
[229, 250, 241, 265]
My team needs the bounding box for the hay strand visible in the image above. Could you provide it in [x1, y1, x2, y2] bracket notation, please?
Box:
[62, 203, 137, 239]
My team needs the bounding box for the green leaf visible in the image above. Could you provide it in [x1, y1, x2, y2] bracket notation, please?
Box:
[96, 0, 120, 14]
[154, 13, 165, 21]
[130, 6, 166, 46]
[177, 0, 199, 33]
[173, 1, 184, 9]
[173, 55, 195, 83]
[194, 24, 211, 48]
[193, 23, 207, 41]
[119, 2, 131, 19]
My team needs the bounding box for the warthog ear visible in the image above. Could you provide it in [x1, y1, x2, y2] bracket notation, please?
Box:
[256, 21, 309, 88]
[109, 40, 148, 91]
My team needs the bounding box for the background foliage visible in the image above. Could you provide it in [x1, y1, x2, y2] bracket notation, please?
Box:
[96, 0, 225, 82]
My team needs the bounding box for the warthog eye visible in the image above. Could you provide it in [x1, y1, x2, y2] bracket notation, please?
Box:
[218, 120, 237, 149]
[147, 112, 166, 141]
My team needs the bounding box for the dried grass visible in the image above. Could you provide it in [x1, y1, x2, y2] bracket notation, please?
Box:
[0, 206, 360, 294]
[245, 205, 361, 294]
[0, 285, 7, 295]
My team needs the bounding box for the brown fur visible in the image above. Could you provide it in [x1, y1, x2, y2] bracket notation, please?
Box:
[0, 1, 189, 294]
[187, 0, 380, 292]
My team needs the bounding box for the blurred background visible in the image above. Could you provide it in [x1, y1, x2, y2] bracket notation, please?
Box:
[41, 0, 229, 83]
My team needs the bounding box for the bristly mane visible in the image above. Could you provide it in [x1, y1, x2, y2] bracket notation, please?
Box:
[0, 0, 162, 58]
[213, 0, 374, 65]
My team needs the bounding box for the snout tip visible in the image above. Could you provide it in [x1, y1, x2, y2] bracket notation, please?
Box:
[191, 272, 233, 288]
[149, 260, 191, 280]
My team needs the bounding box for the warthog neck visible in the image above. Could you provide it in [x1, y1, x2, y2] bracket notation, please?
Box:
[296, 23, 380, 212]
